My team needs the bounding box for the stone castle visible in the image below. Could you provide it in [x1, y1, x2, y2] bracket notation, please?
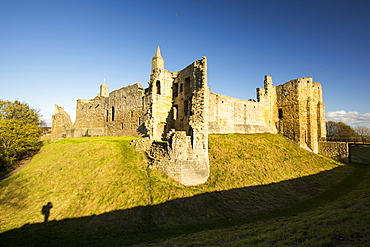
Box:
[52, 47, 326, 186]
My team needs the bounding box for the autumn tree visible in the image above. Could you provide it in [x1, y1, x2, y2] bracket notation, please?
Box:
[0, 100, 43, 172]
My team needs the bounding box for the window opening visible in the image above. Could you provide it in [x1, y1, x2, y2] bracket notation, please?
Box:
[184, 77, 190, 94]
[111, 106, 115, 121]
[173, 83, 178, 98]
[156, 80, 161, 94]
[184, 101, 189, 115]
[173, 105, 178, 120]
[278, 109, 283, 119]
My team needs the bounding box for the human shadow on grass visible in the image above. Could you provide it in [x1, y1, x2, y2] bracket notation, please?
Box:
[41, 202, 53, 223]
[0, 164, 368, 246]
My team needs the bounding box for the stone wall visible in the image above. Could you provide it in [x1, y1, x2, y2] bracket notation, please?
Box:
[147, 132, 209, 186]
[319, 142, 349, 162]
[51, 104, 72, 141]
[70, 83, 147, 138]
[208, 93, 275, 134]
[105, 83, 147, 136]
[72, 97, 106, 137]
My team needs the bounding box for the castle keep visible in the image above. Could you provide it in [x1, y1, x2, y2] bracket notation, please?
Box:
[52, 47, 326, 186]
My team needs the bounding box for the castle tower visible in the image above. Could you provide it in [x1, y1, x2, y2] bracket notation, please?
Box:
[99, 82, 108, 97]
[148, 47, 174, 140]
[152, 46, 164, 72]
[264, 75, 273, 89]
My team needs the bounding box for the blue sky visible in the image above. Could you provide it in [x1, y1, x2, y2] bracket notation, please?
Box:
[1, 0, 369, 128]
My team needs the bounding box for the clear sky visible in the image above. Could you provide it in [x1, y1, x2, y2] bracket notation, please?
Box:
[1, 0, 369, 128]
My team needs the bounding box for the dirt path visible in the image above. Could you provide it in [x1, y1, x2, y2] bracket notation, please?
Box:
[0, 158, 32, 181]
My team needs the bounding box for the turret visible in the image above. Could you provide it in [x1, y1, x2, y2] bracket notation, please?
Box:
[98, 82, 108, 97]
[152, 46, 164, 71]
[264, 75, 273, 89]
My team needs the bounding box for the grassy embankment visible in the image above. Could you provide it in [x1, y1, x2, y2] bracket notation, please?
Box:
[139, 163, 369, 246]
[351, 144, 370, 164]
[1, 133, 367, 246]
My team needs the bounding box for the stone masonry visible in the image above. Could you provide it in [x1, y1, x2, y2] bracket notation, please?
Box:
[52, 47, 326, 186]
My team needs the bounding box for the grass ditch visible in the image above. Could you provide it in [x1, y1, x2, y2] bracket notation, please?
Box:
[138, 163, 369, 246]
[351, 144, 370, 164]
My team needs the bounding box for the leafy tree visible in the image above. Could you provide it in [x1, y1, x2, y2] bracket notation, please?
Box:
[326, 121, 357, 137]
[326, 121, 339, 137]
[0, 100, 43, 172]
[0, 119, 40, 170]
[0, 100, 44, 127]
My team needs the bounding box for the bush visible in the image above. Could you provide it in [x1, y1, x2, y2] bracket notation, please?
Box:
[0, 119, 41, 170]
[0, 100, 43, 172]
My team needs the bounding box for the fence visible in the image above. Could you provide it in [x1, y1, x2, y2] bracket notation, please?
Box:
[321, 136, 370, 144]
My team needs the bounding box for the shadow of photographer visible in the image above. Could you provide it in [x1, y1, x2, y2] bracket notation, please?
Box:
[41, 202, 53, 223]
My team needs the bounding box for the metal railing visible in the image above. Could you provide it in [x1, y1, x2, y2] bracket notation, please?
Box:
[321, 136, 370, 144]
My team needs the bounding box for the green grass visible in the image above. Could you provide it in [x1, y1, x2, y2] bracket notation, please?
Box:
[207, 134, 345, 188]
[0, 133, 364, 246]
[138, 163, 370, 246]
[0, 136, 150, 232]
[351, 144, 370, 164]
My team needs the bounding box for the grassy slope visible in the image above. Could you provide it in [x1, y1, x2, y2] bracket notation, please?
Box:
[351, 144, 370, 164]
[0, 136, 150, 232]
[0, 133, 359, 245]
[139, 163, 370, 246]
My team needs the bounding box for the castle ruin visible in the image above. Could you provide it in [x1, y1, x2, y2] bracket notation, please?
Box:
[52, 47, 326, 186]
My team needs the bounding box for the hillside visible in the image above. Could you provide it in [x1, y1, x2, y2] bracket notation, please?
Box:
[0, 133, 361, 246]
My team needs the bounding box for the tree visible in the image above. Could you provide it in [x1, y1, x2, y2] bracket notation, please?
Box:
[0, 119, 40, 170]
[0, 100, 43, 172]
[0, 100, 44, 127]
[326, 121, 357, 137]
[326, 121, 339, 137]
[353, 126, 370, 137]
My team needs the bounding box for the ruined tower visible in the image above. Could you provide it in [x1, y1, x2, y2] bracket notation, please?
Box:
[257, 76, 326, 153]
[148, 46, 175, 140]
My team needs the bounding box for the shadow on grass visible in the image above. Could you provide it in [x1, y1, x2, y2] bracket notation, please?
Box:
[0, 163, 368, 246]
[351, 145, 370, 164]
